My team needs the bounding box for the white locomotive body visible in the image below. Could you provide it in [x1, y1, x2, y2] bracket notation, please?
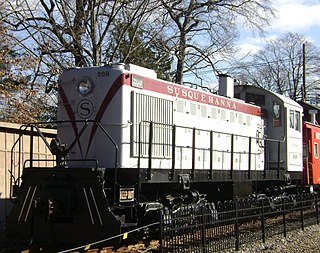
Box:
[58, 63, 266, 176]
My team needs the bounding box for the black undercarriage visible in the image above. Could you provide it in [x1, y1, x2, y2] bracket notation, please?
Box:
[6, 164, 302, 246]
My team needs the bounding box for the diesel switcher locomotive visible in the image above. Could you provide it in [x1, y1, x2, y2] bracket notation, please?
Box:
[6, 63, 306, 245]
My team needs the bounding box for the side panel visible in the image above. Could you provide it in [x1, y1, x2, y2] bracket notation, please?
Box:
[129, 91, 264, 172]
[286, 108, 303, 172]
[304, 122, 320, 185]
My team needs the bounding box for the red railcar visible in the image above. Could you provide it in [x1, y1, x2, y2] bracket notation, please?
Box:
[303, 121, 320, 188]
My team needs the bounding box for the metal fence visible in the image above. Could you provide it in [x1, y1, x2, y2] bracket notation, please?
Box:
[159, 193, 320, 252]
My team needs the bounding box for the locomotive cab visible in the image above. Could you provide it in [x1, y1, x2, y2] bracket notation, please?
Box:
[235, 85, 303, 191]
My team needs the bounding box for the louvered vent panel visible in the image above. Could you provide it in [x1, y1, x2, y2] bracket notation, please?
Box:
[133, 93, 173, 158]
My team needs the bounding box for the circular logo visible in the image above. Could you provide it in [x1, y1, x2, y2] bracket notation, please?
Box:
[77, 99, 94, 119]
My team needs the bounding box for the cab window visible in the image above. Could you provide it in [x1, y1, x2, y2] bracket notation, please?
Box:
[295, 111, 301, 131]
[272, 101, 281, 127]
[314, 143, 319, 159]
[289, 110, 301, 132]
[289, 110, 294, 128]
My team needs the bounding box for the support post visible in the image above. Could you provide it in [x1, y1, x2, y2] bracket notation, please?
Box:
[277, 141, 281, 178]
[234, 199, 239, 251]
[248, 137, 252, 179]
[230, 134, 234, 179]
[209, 130, 213, 179]
[170, 125, 176, 180]
[191, 128, 196, 179]
[147, 122, 153, 180]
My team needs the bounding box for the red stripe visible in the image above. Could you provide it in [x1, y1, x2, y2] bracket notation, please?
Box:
[59, 85, 84, 158]
[86, 74, 129, 156]
[139, 76, 261, 116]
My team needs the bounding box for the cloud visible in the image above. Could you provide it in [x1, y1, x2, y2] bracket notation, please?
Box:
[238, 42, 262, 55]
[237, 34, 279, 55]
[237, 1, 320, 56]
[272, 0, 320, 32]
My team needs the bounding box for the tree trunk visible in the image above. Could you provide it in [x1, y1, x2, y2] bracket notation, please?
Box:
[74, 0, 86, 67]
[175, 32, 186, 84]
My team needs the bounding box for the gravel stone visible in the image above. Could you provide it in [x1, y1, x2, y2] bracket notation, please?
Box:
[221, 224, 320, 253]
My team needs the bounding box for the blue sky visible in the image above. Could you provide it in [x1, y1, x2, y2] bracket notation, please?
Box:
[183, 0, 320, 86]
[238, 0, 320, 54]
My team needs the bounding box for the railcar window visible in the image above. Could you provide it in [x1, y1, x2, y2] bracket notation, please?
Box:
[246, 116, 251, 126]
[295, 111, 301, 131]
[230, 112, 235, 122]
[289, 110, 294, 129]
[245, 93, 265, 105]
[289, 110, 301, 132]
[314, 143, 319, 159]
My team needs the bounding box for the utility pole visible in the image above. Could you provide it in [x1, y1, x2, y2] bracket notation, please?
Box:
[301, 43, 306, 102]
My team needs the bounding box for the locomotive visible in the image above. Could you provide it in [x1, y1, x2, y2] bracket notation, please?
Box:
[5, 63, 310, 245]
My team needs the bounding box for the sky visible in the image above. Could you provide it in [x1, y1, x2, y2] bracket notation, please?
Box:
[185, 0, 320, 87]
[238, 0, 320, 54]
[191, 0, 320, 88]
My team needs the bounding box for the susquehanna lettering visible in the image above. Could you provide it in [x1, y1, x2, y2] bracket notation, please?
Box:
[167, 85, 237, 110]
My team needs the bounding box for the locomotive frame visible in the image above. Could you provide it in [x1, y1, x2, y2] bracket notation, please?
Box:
[5, 63, 306, 246]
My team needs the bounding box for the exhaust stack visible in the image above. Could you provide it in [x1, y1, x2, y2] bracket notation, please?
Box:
[218, 74, 234, 98]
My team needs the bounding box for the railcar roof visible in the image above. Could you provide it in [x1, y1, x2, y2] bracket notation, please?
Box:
[235, 85, 302, 110]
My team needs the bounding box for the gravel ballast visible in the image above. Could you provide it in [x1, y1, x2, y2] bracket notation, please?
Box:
[221, 224, 320, 253]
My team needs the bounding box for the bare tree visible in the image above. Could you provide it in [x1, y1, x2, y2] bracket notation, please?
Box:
[0, 17, 55, 123]
[2, 0, 174, 122]
[4, 0, 275, 86]
[4, 0, 161, 85]
[0, 2, 49, 123]
[235, 33, 320, 102]
[160, 0, 275, 84]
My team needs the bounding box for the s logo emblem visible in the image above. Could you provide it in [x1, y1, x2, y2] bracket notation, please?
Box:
[77, 99, 94, 119]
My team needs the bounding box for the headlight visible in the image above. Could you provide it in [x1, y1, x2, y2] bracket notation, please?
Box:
[78, 78, 94, 96]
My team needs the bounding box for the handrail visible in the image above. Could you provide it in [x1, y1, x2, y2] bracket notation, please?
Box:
[137, 120, 284, 180]
[8, 120, 119, 202]
[23, 159, 98, 170]
[138, 120, 285, 143]
[10, 124, 39, 200]
[95, 121, 119, 206]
